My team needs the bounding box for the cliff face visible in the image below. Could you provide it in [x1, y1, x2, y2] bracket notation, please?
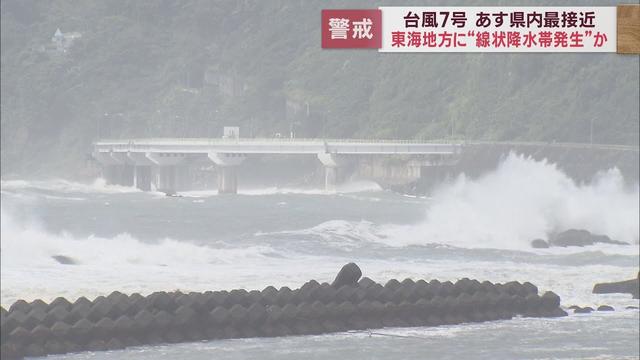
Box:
[2, 0, 639, 178]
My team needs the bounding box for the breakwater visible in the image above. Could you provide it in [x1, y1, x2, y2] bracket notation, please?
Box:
[0, 263, 566, 359]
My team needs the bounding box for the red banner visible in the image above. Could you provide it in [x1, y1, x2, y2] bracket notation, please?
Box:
[321, 9, 382, 49]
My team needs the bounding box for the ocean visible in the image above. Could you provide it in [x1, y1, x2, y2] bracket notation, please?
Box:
[1, 154, 638, 359]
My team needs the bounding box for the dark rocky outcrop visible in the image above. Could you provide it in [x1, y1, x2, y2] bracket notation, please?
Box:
[530, 229, 629, 249]
[51, 256, 77, 265]
[593, 273, 640, 299]
[597, 305, 614, 311]
[0, 263, 566, 360]
[549, 229, 628, 247]
[574, 307, 594, 314]
[530, 239, 550, 248]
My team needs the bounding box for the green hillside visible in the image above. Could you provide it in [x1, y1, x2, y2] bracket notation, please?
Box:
[1, 0, 638, 177]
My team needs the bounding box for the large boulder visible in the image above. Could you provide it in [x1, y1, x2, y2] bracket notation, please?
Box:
[549, 229, 628, 247]
[593, 272, 640, 299]
[530, 239, 549, 248]
[331, 263, 362, 288]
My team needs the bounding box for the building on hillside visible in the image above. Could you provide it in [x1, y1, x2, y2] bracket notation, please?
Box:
[50, 28, 82, 53]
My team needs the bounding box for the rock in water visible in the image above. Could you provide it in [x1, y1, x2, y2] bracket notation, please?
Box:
[332, 263, 362, 288]
[550, 229, 594, 247]
[574, 307, 593, 314]
[530, 239, 549, 248]
[549, 229, 628, 247]
[52, 255, 77, 265]
[593, 272, 640, 299]
[597, 305, 614, 311]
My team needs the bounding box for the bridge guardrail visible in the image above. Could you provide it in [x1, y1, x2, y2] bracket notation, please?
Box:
[93, 138, 638, 153]
[94, 138, 461, 145]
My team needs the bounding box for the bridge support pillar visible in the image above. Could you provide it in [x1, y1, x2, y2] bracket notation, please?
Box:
[317, 153, 349, 192]
[157, 166, 177, 194]
[102, 165, 120, 185]
[175, 165, 194, 191]
[134, 166, 152, 191]
[119, 164, 135, 187]
[217, 167, 238, 194]
[324, 166, 339, 192]
[102, 164, 135, 186]
[208, 153, 246, 195]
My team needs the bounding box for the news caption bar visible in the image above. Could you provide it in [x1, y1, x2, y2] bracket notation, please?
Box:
[321, 6, 640, 53]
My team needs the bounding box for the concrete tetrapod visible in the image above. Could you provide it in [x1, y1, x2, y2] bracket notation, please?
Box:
[0, 263, 567, 359]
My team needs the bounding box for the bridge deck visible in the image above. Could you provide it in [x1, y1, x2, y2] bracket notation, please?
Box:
[93, 138, 464, 155]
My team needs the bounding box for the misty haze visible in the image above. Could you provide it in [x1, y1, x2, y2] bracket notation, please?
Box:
[1, 1, 639, 359]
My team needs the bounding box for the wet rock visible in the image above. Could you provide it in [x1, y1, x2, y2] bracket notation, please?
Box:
[52, 255, 77, 265]
[522, 282, 539, 296]
[541, 291, 561, 308]
[530, 239, 549, 248]
[574, 306, 593, 314]
[550, 229, 627, 247]
[550, 308, 568, 317]
[597, 305, 614, 311]
[593, 273, 639, 299]
[332, 263, 362, 288]
[625, 306, 638, 310]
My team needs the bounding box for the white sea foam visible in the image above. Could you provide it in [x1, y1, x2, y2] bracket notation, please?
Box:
[175, 180, 383, 197]
[0, 178, 140, 194]
[274, 154, 639, 253]
[1, 202, 637, 311]
[0, 205, 295, 305]
[1, 154, 637, 311]
[406, 153, 639, 250]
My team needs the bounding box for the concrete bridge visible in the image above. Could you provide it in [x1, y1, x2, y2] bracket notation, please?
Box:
[92, 138, 463, 194]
